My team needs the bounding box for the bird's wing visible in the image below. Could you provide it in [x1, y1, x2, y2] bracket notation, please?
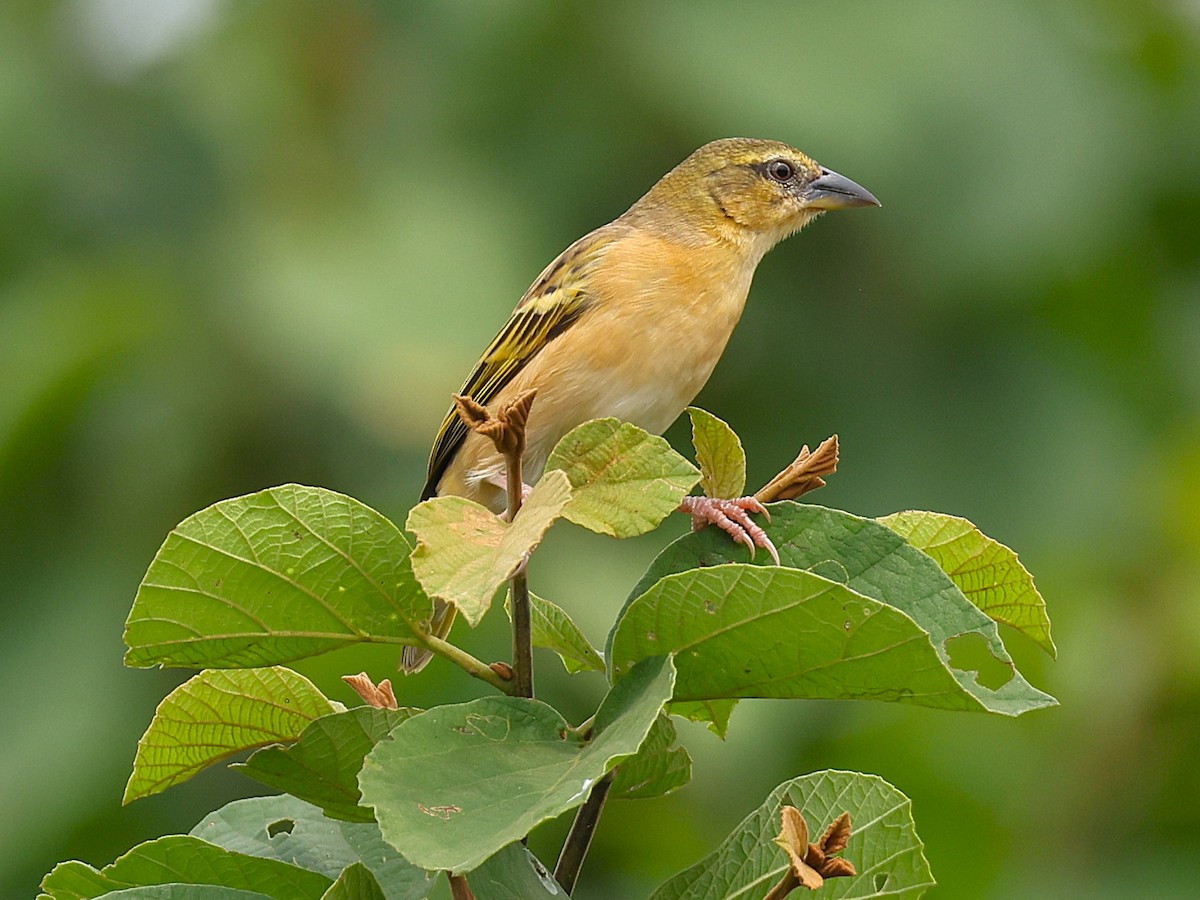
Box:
[420, 229, 613, 499]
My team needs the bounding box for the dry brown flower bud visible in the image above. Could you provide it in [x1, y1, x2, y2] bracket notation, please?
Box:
[755, 435, 839, 504]
[341, 671, 399, 709]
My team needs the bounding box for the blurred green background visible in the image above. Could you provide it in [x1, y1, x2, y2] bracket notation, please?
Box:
[4, 1, 1198, 896]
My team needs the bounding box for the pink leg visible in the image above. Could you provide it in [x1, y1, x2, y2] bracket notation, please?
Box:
[678, 496, 780, 566]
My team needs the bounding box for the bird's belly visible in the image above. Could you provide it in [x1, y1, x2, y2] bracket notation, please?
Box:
[576, 353, 715, 434]
[517, 305, 738, 481]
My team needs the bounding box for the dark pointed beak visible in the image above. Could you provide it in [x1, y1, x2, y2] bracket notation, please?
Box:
[803, 167, 881, 210]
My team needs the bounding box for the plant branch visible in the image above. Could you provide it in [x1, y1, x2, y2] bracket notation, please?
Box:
[448, 873, 476, 900]
[554, 770, 615, 894]
[505, 417, 534, 699]
[422, 634, 513, 693]
[763, 869, 801, 900]
[509, 565, 534, 698]
[453, 389, 538, 699]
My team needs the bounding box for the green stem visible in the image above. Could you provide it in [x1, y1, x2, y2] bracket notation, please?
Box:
[424, 634, 513, 694]
[554, 770, 615, 894]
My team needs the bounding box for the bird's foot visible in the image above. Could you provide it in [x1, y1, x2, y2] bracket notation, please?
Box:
[678, 495, 780, 566]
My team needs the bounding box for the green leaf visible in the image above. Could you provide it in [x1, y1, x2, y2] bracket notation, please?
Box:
[124, 667, 335, 803]
[39, 861, 124, 900]
[651, 770, 935, 899]
[38, 835, 330, 900]
[406, 470, 571, 626]
[879, 509, 1056, 658]
[544, 418, 700, 537]
[506, 590, 604, 674]
[620, 502, 1057, 718]
[666, 700, 736, 739]
[320, 864, 385, 900]
[125, 485, 430, 669]
[234, 707, 417, 822]
[464, 844, 562, 899]
[686, 407, 746, 499]
[360, 655, 675, 873]
[612, 564, 980, 710]
[85, 889, 274, 900]
[609, 713, 691, 800]
[191, 795, 434, 898]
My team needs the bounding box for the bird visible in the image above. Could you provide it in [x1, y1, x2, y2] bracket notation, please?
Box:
[402, 137, 879, 673]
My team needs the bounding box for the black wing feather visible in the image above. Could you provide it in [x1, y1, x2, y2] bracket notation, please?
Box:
[419, 236, 606, 499]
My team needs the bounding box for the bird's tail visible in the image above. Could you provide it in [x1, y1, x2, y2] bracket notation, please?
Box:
[400, 599, 457, 674]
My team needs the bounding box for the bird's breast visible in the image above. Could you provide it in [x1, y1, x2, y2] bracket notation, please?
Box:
[517, 234, 758, 470]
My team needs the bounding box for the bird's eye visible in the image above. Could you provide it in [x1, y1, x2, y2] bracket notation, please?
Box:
[765, 159, 795, 183]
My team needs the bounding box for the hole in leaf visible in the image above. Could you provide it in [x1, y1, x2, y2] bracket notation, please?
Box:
[945, 633, 1013, 690]
[874, 873, 888, 890]
[266, 818, 295, 838]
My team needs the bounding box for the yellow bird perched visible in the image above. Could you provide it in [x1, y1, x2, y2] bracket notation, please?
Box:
[403, 137, 879, 673]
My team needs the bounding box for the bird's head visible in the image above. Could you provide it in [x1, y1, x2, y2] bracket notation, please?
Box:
[631, 137, 880, 252]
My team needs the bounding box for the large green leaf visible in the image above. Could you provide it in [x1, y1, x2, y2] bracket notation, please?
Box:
[879, 510, 1056, 657]
[80, 889, 273, 900]
[39, 861, 121, 900]
[234, 710, 417, 830]
[406, 470, 571, 626]
[38, 836, 330, 900]
[686, 407, 746, 499]
[609, 712, 691, 800]
[125, 485, 429, 669]
[234, 707, 417, 822]
[359, 655, 675, 873]
[651, 770, 934, 899]
[611, 564, 975, 710]
[190, 795, 434, 899]
[506, 590, 605, 674]
[125, 667, 335, 803]
[619, 502, 1056, 717]
[544, 418, 699, 537]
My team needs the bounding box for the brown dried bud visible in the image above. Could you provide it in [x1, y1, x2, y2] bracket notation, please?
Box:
[755, 435, 839, 504]
[817, 812, 852, 856]
[489, 661, 515, 680]
[452, 389, 537, 460]
[805, 844, 827, 870]
[767, 806, 857, 896]
[342, 671, 399, 709]
[819, 857, 857, 879]
[770, 806, 825, 893]
[499, 389, 536, 436]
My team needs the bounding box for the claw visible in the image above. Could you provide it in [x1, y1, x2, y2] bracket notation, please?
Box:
[679, 496, 781, 565]
[746, 497, 771, 524]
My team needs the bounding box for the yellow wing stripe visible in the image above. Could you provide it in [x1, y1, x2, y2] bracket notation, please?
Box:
[420, 292, 590, 499]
